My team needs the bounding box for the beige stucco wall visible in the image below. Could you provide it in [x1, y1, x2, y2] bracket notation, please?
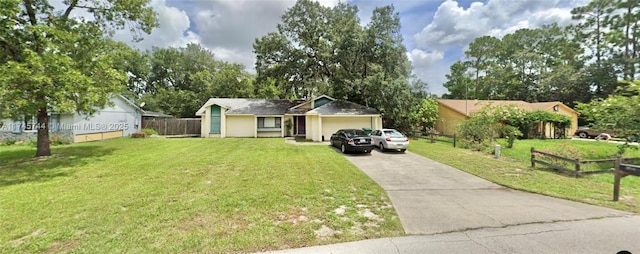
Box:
[200, 106, 210, 137]
[296, 101, 312, 109]
[257, 131, 282, 138]
[555, 105, 578, 136]
[226, 115, 255, 137]
[435, 105, 467, 136]
[536, 106, 578, 138]
[305, 115, 319, 141]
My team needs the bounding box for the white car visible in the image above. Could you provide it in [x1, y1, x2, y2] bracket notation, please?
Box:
[370, 129, 409, 152]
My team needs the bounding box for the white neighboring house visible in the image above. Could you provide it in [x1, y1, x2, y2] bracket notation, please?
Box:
[0, 95, 143, 143]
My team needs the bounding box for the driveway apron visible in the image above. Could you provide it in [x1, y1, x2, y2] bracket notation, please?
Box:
[343, 150, 628, 235]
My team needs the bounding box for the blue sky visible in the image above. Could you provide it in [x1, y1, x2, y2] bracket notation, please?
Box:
[114, 0, 588, 96]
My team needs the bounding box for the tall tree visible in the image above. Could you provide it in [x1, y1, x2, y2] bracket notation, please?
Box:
[571, 0, 614, 68]
[136, 44, 256, 117]
[606, 0, 640, 80]
[464, 35, 500, 99]
[0, 0, 157, 156]
[254, 0, 423, 131]
[447, 24, 587, 105]
[443, 61, 473, 99]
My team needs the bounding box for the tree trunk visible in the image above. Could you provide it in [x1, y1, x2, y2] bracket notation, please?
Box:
[36, 106, 51, 157]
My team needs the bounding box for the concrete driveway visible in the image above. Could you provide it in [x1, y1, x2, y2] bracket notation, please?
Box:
[342, 149, 629, 235]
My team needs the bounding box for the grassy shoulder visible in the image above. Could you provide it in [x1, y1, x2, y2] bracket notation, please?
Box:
[408, 138, 640, 213]
[0, 138, 403, 253]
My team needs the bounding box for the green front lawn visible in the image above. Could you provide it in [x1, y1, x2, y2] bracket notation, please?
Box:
[409, 138, 640, 213]
[0, 138, 403, 253]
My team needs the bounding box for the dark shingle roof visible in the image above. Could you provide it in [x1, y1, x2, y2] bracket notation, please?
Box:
[196, 97, 379, 116]
[307, 100, 379, 115]
[196, 98, 305, 115]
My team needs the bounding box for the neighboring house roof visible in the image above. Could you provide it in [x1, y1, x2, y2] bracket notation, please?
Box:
[306, 100, 379, 115]
[51, 95, 143, 115]
[118, 95, 144, 113]
[195, 96, 379, 116]
[142, 111, 172, 118]
[437, 99, 574, 117]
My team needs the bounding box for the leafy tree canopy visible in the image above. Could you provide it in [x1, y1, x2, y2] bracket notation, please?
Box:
[121, 43, 257, 118]
[253, 0, 427, 132]
[0, 0, 158, 156]
[576, 80, 640, 143]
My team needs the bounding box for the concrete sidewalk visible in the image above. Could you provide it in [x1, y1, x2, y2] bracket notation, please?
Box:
[264, 149, 639, 253]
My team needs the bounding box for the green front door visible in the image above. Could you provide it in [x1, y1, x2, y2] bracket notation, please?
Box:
[210, 105, 221, 133]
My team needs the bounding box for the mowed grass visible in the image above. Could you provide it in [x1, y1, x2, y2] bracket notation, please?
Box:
[409, 138, 640, 213]
[0, 138, 403, 253]
[495, 139, 640, 167]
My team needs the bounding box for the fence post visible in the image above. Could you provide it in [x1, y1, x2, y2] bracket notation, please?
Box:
[453, 134, 456, 148]
[613, 158, 621, 201]
[575, 159, 581, 177]
[530, 147, 536, 168]
[164, 120, 168, 136]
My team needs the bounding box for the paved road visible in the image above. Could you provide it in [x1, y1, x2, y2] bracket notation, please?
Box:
[264, 149, 640, 253]
[271, 215, 640, 254]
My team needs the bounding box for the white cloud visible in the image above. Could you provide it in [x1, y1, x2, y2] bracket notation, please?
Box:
[115, 0, 200, 50]
[408, 49, 444, 69]
[316, 0, 343, 7]
[184, 1, 291, 69]
[411, 0, 580, 95]
[209, 47, 257, 71]
[187, 0, 342, 70]
[413, 0, 574, 51]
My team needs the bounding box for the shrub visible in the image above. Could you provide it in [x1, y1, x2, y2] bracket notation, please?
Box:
[26, 138, 37, 147]
[50, 134, 72, 145]
[131, 133, 147, 139]
[141, 128, 158, 136]
[1, 138, 17, 146]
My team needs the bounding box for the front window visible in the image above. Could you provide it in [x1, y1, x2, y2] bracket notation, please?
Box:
[257, 117, 281, 129]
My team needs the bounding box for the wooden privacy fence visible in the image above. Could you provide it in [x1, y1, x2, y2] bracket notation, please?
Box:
[531, 147, 640, 177]
[142, 118, 201, 136]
